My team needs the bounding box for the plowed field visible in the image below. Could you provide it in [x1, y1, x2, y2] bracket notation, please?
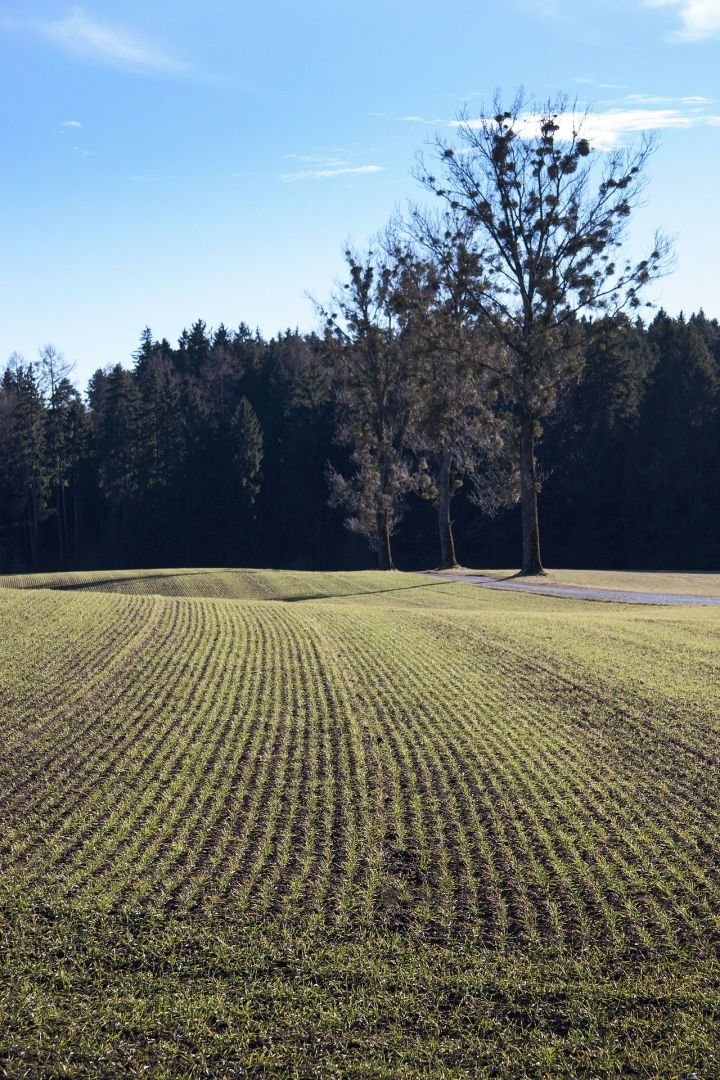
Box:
[1, 570, 719, 1076]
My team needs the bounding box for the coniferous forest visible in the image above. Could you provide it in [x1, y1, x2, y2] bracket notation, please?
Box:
[1, 308, 719, 575]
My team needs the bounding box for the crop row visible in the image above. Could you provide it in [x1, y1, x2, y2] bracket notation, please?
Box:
[1, 584, 719, 950]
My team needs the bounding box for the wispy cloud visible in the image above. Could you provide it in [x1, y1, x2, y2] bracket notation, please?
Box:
[71, 144, 94, 157]
[369, 112, 449, 126]
[400, 114, 448, 125]
[281, 163, 385, 181]
[280, 150, 386, 182]
[3, 7, 188, 76]
[454, 104, 720, 149]
[61, 119, 83, 128]
[645, 0, 720, 41]
[622, 92, 712, 103]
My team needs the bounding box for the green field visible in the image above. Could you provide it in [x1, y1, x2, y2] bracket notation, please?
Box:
[2, 569, 719, 1076]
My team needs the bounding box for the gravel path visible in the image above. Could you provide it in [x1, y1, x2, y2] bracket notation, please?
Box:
[425, 571, 720, 607]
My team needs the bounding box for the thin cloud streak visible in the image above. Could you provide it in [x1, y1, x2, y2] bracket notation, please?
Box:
[623, 93, 712, 104]
[3, 7, 188, 76]
[281, 164, 386, 181]
[400, 115, 449, 125]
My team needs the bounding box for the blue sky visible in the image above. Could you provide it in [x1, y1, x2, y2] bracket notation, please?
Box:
[1, 1, 719, 384]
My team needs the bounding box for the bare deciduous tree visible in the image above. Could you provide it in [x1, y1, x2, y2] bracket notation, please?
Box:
[323, 248, 420, 569]
[419, 91, 671, 574]
[393, 210, 513, 567]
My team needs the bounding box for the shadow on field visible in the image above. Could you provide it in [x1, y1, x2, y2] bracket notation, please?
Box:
[38, 570, 220, 591]
[283, 581, 448, 602]
[10, 571, 455, 603]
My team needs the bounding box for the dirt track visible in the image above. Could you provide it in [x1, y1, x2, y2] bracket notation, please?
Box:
[426, 571, 720, 606]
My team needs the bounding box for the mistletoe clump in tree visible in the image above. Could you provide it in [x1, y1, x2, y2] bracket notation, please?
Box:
[420, 91, 670, 574]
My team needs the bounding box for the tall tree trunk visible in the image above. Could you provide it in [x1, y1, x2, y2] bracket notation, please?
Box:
[28, 493, 38, 568]
[376, 510, 394, 570]
[72, 481, 80, 564]
[60, 481, 69, 567]
[56, 482, 65, 569]
[519, 416, 545, 576]
[437, 446, 458, 569]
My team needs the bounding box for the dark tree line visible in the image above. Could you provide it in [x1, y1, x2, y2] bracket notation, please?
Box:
[1, 94, 718, 575]
[0, 322, 350, 573]
[1, 308, 719, 574]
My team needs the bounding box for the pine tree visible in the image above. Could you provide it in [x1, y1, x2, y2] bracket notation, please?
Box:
[91, 364, 142, 560]
[231, 397, 263, 512]
[0, 359, 49, 566]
